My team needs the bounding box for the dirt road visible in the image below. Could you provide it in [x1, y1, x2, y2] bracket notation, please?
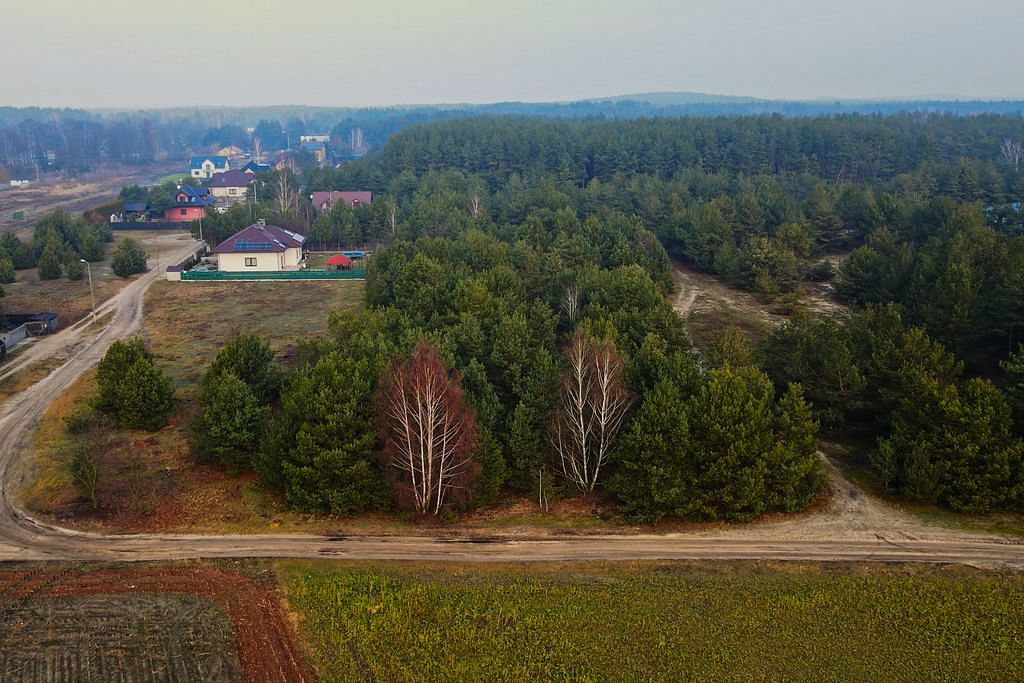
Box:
[0, 254, 1022, 569]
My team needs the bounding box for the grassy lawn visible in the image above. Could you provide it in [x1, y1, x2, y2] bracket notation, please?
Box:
[151, 173, 191, 185]
[304, 251, 368, 270]
[279, 560, 1024, 682]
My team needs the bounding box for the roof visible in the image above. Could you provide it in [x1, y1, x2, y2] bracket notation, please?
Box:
[300, 141, 326, 152]
[172, 184, 215, 207]
[310, 191, 373, 209]
[190, 155, 229, 170]
[207, 170, 254, 188]
[123, 200, 149, 212]
[212, 222, 307, 254]
[242, 161, 272, 174]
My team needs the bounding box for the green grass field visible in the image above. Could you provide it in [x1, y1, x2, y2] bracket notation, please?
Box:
[280, 561, 1024, 682]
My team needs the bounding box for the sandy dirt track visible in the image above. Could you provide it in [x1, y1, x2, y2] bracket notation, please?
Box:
[0, 256, 1022, 569]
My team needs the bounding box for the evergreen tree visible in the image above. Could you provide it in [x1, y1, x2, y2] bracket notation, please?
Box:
[111, 238, 147, 277]
[79, 231, 105, 262]
[0, 258, 15, 284]
[36, 247, 62, 280]
[66, 259, 84, 281]
[196, 371, 267, 472]
[95, 338, 173, 431]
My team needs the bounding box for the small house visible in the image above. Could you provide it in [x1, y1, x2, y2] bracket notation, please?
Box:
[300, 141, 327, 163]
[123, 200, 151, 220]
[164, 184, 215, 222]
[207, 170, 253, 203]
[190, 155, 229, 179]
[310, 191, 373, 211]
[211, 219, 307, 272]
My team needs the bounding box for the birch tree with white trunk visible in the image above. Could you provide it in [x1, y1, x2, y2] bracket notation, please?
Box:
[550, 331, 631, 492]
[1001, 139, 1024, 170]
[379, 342, 480, 514]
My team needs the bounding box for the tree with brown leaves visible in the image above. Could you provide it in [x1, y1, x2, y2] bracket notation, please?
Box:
[550, 331, 632, 492]
[378, 342, 480, 514]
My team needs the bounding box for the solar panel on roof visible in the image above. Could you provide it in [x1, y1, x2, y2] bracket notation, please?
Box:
[234, 240, 275, 252]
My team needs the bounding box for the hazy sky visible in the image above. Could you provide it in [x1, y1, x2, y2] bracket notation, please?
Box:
[3, 0, 1022, 108]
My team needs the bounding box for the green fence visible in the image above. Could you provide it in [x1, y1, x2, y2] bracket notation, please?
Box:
[181, 269, 366, 281]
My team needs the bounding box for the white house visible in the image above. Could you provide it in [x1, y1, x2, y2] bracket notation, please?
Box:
[190, 155, 229, 179]
[211, 220, 306, 272]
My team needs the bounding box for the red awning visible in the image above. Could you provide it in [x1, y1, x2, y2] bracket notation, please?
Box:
[326, 254, 352, 266]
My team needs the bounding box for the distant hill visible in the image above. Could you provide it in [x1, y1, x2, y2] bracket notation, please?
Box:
[587, 91, 764, 105]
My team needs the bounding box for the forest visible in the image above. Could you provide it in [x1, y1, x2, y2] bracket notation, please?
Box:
[4, 97, 1024, 179]
[82, 112, 1024, 520]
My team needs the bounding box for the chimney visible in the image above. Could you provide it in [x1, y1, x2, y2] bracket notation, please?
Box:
[257, 218, 266, 228]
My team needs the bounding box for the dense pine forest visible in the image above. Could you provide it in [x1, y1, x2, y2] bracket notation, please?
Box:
[92, 113, 1024, 519]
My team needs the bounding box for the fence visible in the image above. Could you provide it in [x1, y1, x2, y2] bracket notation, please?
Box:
[180, 269, 366, 281]
[112, 221, 192, 231]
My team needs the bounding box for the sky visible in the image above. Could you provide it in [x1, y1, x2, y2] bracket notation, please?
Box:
[2, 0, 1023, 108]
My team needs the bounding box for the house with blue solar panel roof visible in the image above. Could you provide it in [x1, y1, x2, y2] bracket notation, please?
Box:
[211, 219, 307, 272]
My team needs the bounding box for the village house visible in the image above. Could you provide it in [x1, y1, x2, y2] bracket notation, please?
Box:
[190, 155, 230, 179]
[241, 161, 272, 174]
[300, 141, 327, 164]
[164, 184, 215, 222]
[216, 145, 246, 159]
[206, 170, 253, 204]
[211, 219, 306, 272]
[310, 191, 373, 211]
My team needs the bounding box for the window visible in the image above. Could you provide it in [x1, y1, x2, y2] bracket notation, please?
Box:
[180, 208, 186, 216]
[229, 188, 237, 195]
[245, 257, 257, 267]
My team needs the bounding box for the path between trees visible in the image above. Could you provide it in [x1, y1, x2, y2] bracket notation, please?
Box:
[0, 256, 1021, 569]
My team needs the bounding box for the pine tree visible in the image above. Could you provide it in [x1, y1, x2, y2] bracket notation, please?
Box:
[36, 247, 62, 280]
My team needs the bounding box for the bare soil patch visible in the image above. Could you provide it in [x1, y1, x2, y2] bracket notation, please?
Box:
[0, 564, 311, 683]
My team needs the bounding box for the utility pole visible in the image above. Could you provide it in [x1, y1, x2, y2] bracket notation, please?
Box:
[80, 259, 96, 325]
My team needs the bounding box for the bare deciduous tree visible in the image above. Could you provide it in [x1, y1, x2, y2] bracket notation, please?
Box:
[379, 342, 480, 514]
[388, 203, 398, 238]
[273, 171, 300, 215]
[252, 136, 263, 163]
[562, 284, 581, 325]
[1001, 139, 1024, 170]
[550, 332, 631, 492]
[468, 192, 483, 218]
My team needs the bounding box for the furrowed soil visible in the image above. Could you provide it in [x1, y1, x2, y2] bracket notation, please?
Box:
[280, 560, 1024, 682]
[0, 563, 311, 683]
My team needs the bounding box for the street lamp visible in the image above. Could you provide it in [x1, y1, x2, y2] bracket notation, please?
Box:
[80, 259, 96, 325]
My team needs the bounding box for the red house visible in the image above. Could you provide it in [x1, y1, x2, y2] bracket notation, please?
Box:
[163, 184, 215, 222]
